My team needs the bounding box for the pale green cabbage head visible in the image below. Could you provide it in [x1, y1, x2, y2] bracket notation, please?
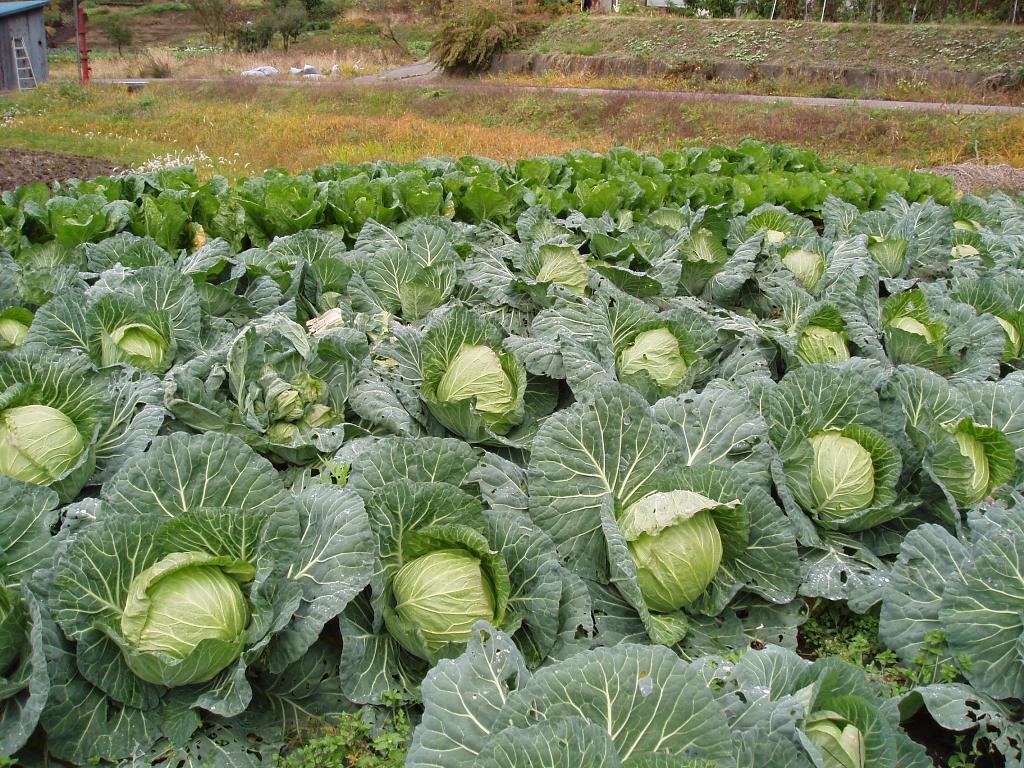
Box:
[618, 328, 688, 389]
[391, 549, 497, 656]
[534, 245, 588, 296]
[437, 344, 516, 425]
[0, 317, 29, 349]
[797, 326, 850, 365]
[619, 490, 727, 613]
[265, 421, 299, 444]
[889, 315, 935, 343]
[120, 552, 251, 686]
[954, 429, 991, 505]
[809, 430, 875, 516]
[782, 248, 825, 291]
[951, 242, 980, 258]
[291, 372, 326, 404]
[262, 373, 305, 423]
[101, 322, 168, 372]
[996, 317, 1022, 359]
[805, 710, 866, 768]
[0, 404, 85, 485]
[868, 238, 908, 278]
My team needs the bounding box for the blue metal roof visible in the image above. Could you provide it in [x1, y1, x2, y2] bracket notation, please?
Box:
[0, 0, 49, 18]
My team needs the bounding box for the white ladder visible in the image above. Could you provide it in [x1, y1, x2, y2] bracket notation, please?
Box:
[11, 37, 35, 91]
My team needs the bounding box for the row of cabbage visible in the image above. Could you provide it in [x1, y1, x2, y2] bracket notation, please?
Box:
[0, 141, 953, 262]
[0, 150, 1021, 767]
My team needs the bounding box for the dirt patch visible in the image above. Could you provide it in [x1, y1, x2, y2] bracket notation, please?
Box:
[921, 162, 1024, 194]
[0, 149, 121, 191]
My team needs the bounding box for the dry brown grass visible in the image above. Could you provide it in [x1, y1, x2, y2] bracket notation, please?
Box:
[0, 81, 1020, 181]
[48, 47, 397, 81]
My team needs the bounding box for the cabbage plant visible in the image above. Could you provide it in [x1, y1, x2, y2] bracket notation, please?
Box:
[881, 493, 1024, 702]
[166, 313, 368, 463]
[335, 435, 592, 703]
[407, 627, 735, 768]
[45, 431, 374, 764]
[882, 289, 949, 371]
[883, 367, 1018, 511]
[732, 205, 815, 248]
[529, 382, 798, 646]
[708, 646, 929, 768]
[419, 307, 536, 443]
[0, 477, 59, 757]
[355, 221, 458, 320]
[528, 288, 711, 404]
[768, 366, 904, 533]
[26, 263, 201, 375]
[0, 348, 110, 502]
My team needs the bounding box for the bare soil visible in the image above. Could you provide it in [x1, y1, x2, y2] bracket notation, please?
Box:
[0, 149, 121, 191]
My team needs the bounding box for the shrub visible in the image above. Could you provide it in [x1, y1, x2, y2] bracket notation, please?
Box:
[137, 49, 173, 78]
[428, 0, 519, 73]
[231, 15, 275, 51]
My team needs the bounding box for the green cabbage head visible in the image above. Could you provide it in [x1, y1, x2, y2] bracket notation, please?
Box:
[0, 585, 25, 673]
[390, 549, 497, 657]
[100, 322, 168, 372]
[953, 428, 991, 505]
[120, 552, 253, 687]
[0, 316, 29, 349]
[262, 372, 305, 423]
[804, 710, 866, 768]
[437, 344, 516, 428]
[809, 430, 875, 517]
[0, 404, 85, 486]
[534, 245, 588, 296]
[867, 238, 908, 278]
[782, 248, 825, 291]
[618, 328, 688, 389]
[951, 242, 980, 259]
[888, 315, 935, 343]
[797, 326, 850, 365]
[619, 490, 730, 613]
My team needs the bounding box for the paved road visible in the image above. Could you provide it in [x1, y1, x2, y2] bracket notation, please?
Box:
[100, 63, 1024, 115]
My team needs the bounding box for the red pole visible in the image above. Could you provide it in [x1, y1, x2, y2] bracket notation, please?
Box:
[77, 5, 90, 82]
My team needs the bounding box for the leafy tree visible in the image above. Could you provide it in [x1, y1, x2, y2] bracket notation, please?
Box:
[101, 15, 133, 56]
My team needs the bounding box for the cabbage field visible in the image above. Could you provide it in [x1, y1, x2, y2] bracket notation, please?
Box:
[1, 141, 1023, 766]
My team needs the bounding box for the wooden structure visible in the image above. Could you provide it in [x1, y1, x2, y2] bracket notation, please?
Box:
[0, 0, 48, 91]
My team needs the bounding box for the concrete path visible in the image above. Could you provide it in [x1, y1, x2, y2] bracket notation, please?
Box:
[349, 60, 440, 84]
[99, 63, 1024, 115]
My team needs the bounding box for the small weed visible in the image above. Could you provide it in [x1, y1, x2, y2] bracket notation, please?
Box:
[276, 695, 411, 768]
[799, 601, 962, 697]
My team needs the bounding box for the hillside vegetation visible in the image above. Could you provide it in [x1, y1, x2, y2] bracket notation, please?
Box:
[528, 16, 1024, 74]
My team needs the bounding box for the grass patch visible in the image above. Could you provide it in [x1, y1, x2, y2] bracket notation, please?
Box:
[0, 81, 1020, 180]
